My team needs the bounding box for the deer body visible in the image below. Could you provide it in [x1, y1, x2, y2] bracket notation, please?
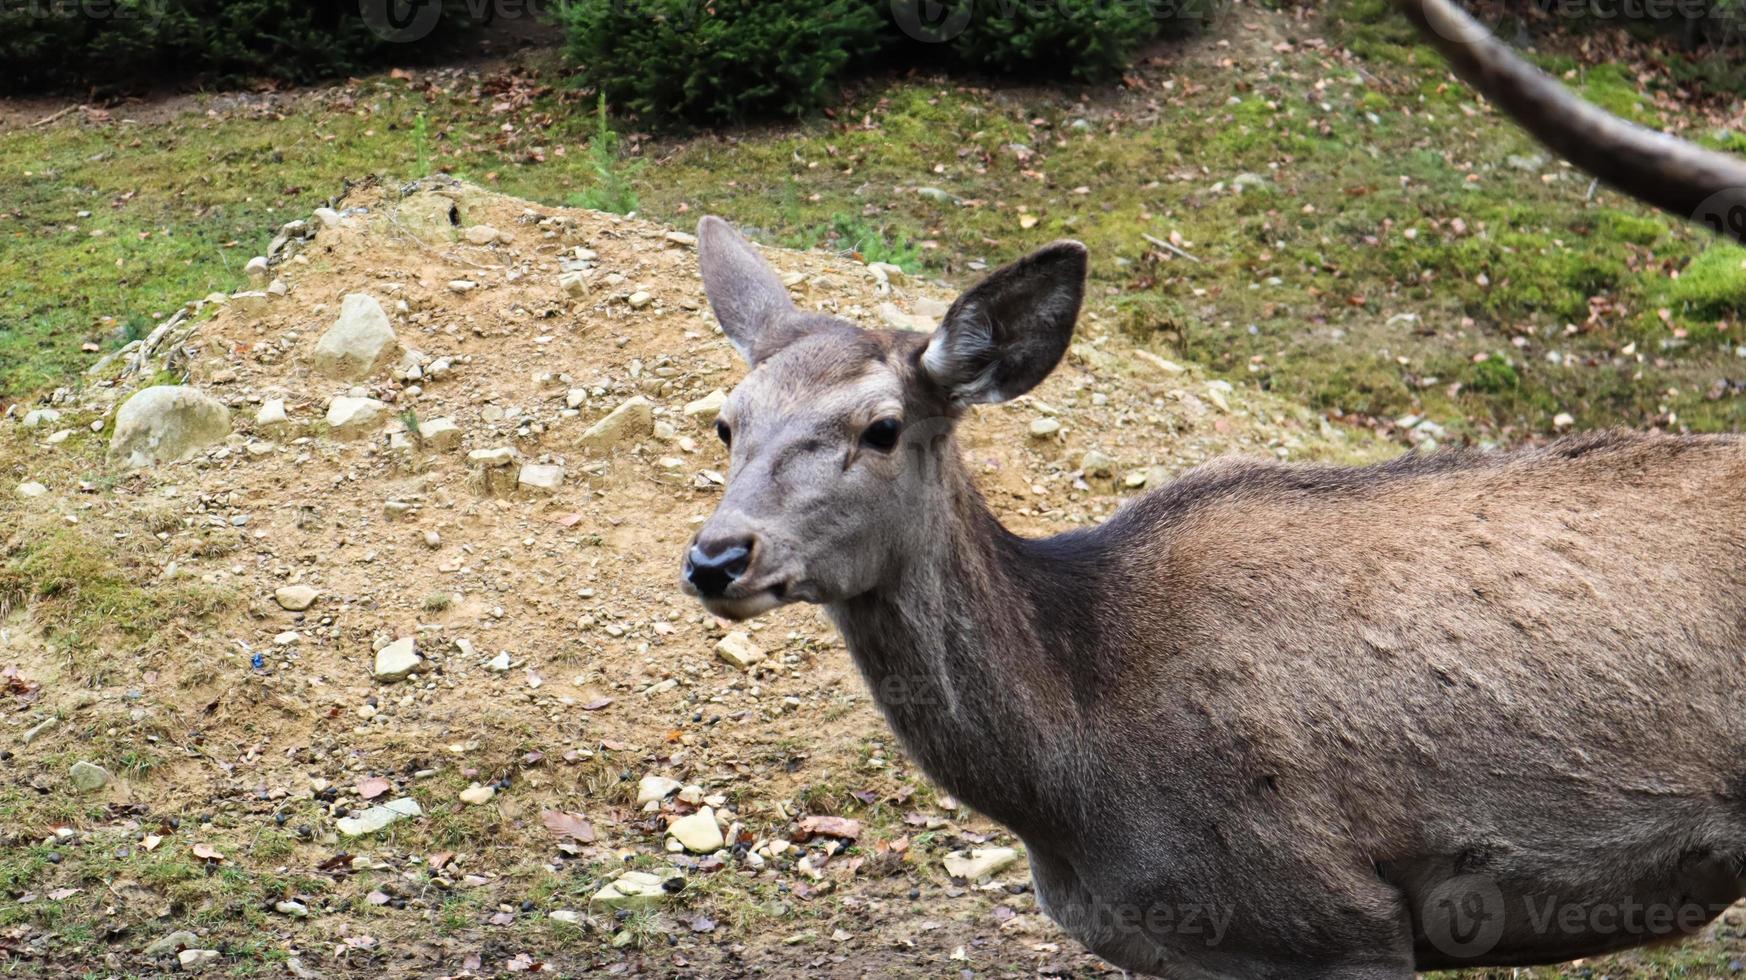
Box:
[830, 433, 1746, 977]
[678, 0, 1746, 972]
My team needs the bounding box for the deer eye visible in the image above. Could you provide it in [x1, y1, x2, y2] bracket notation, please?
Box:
[715, 419, 731, 447]
[860, 418, 902, 452]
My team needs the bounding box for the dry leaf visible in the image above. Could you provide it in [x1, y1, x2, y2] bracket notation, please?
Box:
[540, 810, 596, 843]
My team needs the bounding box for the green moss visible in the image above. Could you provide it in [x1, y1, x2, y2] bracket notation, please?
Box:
[1666, 244, 1746, 317]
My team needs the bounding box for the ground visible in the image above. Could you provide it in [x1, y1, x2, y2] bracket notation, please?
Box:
[7, 4, 1746, 979]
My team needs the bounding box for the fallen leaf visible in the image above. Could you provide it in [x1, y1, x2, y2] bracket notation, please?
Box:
[356, 777, 391, 800]
[541, 810, 596, 843]
[191, 843, 225, 862]
[796, 815, 862, 841]
[46, 887, 80, 901]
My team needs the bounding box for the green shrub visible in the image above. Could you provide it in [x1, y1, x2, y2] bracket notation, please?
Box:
[947, 0, 1165, 82]
[0, 0, 473, 93]
[557, 0, 888, 125]
[569, 95, 642, 215]
[1466, 357, 1521, 393]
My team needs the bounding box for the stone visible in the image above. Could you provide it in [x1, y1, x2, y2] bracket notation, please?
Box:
[244, 256, 269, 279]
[459, 783, 495, 805]
[275, 900, 308, 917]
[683, 389, 727, 423]
[637, 774, 682, 805]
[16, 481, 47, 499]
[549, 909, 581, 924]
[464, 225, 502, 245]
[714, 632, 765, 670]
[178, 949, 221, 971]
[469, 447, 516, 467]
[374, 637, 420, 682]
[69, 761, 110, 793]
[1029, 417, 1062, 439]
[110, 386, 231, 468]
[1080, 450, 1115, 479]
[559, 271, 590, 297]
[668, 807, 725, 853]
[230, 291, 270, 313]
[274, 585, 319, 611]
[312, 207, 342, 228]
[418, 416, 462, 450]
[448, 279, 478, 293]
[878, 302, 936, 332]
[943, 846, 1018, 880]
[591, 869, 679, 910]
[144, 931, 200, 957]
[22, 408, 61, 428]
[336, 797, 423, 836]
[580, 397, 654, 451]
[518, 464, 565, 493]
[664, 230, 698, 247]
[486, 651, 511, 672]
[312, 294, 399, 380]
[256, 399, 288, 428]
[325, 396, 388, 436]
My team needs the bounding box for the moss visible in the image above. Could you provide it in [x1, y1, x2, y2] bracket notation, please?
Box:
[1666, 244, 1746, 317]
[1466, 357, 1521, 393]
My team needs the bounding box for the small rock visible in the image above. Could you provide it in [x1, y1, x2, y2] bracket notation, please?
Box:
[326, 396, 388, 436]
[16, 481, 47, 499]
[943, 846, 1018, 880]
[69, 761, 110, 793]
[464, 225, 502, 245]
[664, 230, 698, 247]
[637, 774, 682, 805]
[22, 408, 62, 428]
[714, 631, 765, 670]
[144, 931, 200, 957]
[274, 585, 319, 611]
[1554, 412, 1575, 429]
[256, 399, 289, 429]
[580, 397, 654, 451]
[459, 783, 495, 805]
[683, 389, 727, 423]
[518, 464, 565, 493]
[312, 294, 399, 381]
[418, 416, 462, 450]
[1029, 418, 1062, 439]
[469, 447, 517, 467]
[312, 207, 342, 228]
[110, 386, 231, 468]
[1080, 450, 1115, 478]
[448, 279, 479, 293]
[178, 949, 221, 971]
[627, 290, 653, 309]
[668, 807, 725, 853]
[336, 797, 422, 836]
[374, 637, 420, 683]
[486, 651, 511, 672]
[244, 256, 270, 280]
[591, 869, 679, 910]
[275, 900, 309, 918]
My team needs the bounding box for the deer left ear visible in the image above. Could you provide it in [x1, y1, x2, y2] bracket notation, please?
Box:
[921, 241, 1087, 405]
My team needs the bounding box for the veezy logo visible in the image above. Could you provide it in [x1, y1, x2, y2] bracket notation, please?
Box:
[360, 0, 444, 43]
[890, 0, 973, 42]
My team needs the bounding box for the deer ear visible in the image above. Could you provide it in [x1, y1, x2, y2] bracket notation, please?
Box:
[922, 241, 1087, 405]
[698, 216, 799, 365]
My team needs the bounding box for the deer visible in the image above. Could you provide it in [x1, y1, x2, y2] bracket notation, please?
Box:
[678, 0, 1746, 975]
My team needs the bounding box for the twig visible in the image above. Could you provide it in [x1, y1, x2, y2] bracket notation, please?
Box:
[1585, 178, 1599, 201]
[31, 105, 79, 128]
[1142, 232, 1201, 263]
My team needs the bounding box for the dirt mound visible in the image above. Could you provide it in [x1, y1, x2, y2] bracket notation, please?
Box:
[0, 178, 1381, 977]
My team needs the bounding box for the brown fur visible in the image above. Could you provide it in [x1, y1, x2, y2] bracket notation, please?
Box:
[682, 2, 1746, 967]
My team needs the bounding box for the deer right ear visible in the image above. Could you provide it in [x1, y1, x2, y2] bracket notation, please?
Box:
[698, 216, 799, 365]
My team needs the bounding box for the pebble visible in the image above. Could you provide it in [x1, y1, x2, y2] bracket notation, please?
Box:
[16, 481, 47, 499]
[714, 631, 765, 670]
[22, 408, 61, 428]
[683, 389, 727, 423]
[275, 900, 309, 918]
[256, 399, 289, 428]
[274, 585, 319, 611]
[374, 637, 420, 683]
[336, 797, 422, 836]
[1080, 449, 1115, 478]
[459, 783, 496, 805]
[464, 225, 502, 245]
[178, 949, 221, 971]
[1029, 418, 1062, 439]
[637, 774, 681, 805]
[591, 869, 678, 909]
[668, 807, 725, 853]
[244, 256, 269, 279]
[418, 417, 462, 450]
[943, 846, 1018, 880]
[518, 463, 565, 493]
[580, 396, 654, 451]
[69, 760, 110, 793]
[449, 279, 479, 293]
[144, 931, 200, 957]
[325, 396, 388, 435]
[627, 290, 653, 309]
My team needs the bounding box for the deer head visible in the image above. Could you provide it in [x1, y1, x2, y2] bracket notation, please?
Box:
[680, 216, 1087, 620]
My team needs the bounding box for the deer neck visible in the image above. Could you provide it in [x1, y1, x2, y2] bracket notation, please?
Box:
[824, 451, 1102, 834]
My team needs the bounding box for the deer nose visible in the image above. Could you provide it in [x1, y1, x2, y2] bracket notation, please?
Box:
[685, 536, 753, 598]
